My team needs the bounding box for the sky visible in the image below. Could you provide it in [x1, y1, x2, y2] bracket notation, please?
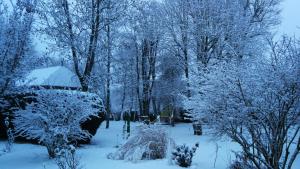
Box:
[5, 0, 297, 56]
[29, 0, 299, 57]
[278, 0, 300, 37]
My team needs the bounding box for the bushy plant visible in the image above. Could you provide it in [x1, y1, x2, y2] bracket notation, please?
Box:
[108, 125, 174, 162]
[228, 153, 257, 169]
[171, 143, 199, 167]
[55, 145, 82, 169]
[13, 90, 103, 158]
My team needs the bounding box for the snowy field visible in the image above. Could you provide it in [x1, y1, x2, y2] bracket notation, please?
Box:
[0, 121, 299, 169]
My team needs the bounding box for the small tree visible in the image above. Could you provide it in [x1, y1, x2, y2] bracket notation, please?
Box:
[13, 90, 102, 158]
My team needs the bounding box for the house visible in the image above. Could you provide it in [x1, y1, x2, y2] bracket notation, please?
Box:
[20, 66, 81, 90]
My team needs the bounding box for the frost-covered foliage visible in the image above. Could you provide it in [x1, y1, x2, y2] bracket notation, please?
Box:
[164, 0, 281, 120]
[0, 0, 36, 95]
[108, 125, 174, 162]
[171, 143, 199, 167]
[55, 145, 82, 169]
[228, 153, 257, 169]
[190, 37, 300, 169]
[13, 90, 103, 158]
[155, 52, 186, 111]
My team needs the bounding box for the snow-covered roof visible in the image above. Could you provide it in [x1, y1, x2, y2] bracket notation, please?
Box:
[21, 66, 81, 88]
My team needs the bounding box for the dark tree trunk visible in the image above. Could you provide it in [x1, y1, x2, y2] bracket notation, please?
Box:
[140, 39, 157, 116]
[141, 40, 148, 116]
[105, 19, 112, 129]
[63, 0, 102, 92]
[181, 6, 191, 98]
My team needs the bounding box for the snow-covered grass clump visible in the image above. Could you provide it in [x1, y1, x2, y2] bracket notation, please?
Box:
[108, 125, 174, 162]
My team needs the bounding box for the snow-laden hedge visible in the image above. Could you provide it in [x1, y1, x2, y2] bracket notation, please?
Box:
[12, 90, 104, 158]
[108, 125, 174, 162]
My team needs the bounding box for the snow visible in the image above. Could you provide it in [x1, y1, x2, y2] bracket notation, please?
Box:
[19, 66, 81, 88]
[0, 121, 299, 169]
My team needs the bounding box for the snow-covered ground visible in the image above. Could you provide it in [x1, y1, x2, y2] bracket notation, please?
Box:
[0, 121, 299, 169]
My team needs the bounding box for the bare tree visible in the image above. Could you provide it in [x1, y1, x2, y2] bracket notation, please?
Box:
[120, 1, 163, 116]
[187, 0, 281, 68]
[38, 0, 103, 91]
[163, 0, 191, 97]
[199, 36, 300, 169]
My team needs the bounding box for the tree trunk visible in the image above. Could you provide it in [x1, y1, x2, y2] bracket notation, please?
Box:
[183, 38, 191, 98]
[105, 17, 112, 129]
[121, 75, 127, 112]
[134, 40, 142, 117]
[141, 40, 150, 116]
[181, 5, 191, 98]
[152, 97, 158, 115]
[63, 0, 102, 92]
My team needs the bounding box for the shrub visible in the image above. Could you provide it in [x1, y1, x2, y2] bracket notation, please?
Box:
[55, 145, 82, 169]
[13, 90, 103, 158]
[228, 153, 257, 169]
[108, 125, 174, 162]
[171, 143, 199, 167]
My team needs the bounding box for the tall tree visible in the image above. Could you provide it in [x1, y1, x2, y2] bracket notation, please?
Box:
[38, 0, 103, 91]
[198, 36, 300, 169]
[187, 0, 281, 67]
[130, 1, 163, 116]
[163, 0, 191, 97]
[101, 0, 129, 128]
[0, 0, 36, 95]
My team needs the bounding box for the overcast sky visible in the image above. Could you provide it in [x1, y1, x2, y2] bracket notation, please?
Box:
[26, 0, 300, 56]
[279, 0, 300, 37]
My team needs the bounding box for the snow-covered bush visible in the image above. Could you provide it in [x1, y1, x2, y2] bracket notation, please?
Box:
[171, 143, 199, 167]
[229, 160, 256, 169]
[13, 90, 103, 158]
[55, 145, 82, 169]
[228, 153, 257, 169]
[108, 125, 174, 162]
